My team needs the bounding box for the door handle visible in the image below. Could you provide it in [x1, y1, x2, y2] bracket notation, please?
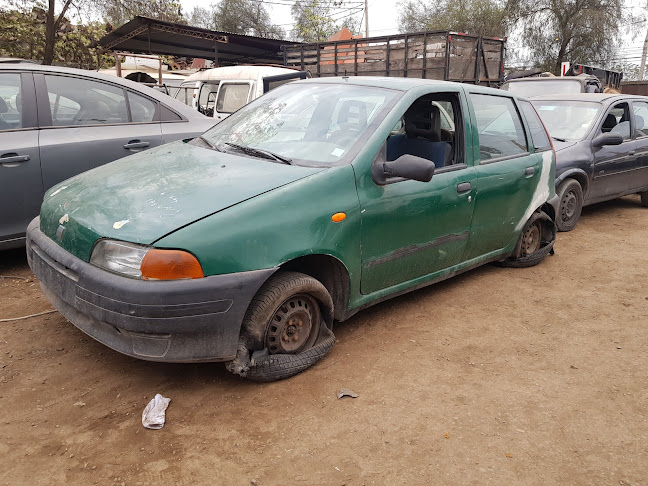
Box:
[457, 182, 472, 194]
[123, 141, 150, 150]
[524, 167, 535, 176]
[1, 153, 30, 165]
[629, 150, 636, 156]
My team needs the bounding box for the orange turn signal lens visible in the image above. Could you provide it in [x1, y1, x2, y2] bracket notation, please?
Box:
[140, 249, 204, 280]
[331, 212, 346, 222]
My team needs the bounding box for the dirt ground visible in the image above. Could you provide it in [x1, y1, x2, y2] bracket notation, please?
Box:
[1, 195, 647, 486]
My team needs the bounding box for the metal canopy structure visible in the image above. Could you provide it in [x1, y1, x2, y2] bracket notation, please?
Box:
[99, 16, 298, 65]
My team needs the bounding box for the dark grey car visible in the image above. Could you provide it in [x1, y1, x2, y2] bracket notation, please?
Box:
[0, 64, 216, 249]
[531, 93, 648, 231]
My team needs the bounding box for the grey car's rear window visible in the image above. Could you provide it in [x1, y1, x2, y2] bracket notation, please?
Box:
[504, 79, 583, 98]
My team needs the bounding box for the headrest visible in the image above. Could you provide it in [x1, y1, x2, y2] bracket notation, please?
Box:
[338, 100, 367, 127]
[635, 114, 645, 131]
[405, 100, 441, 141]
[0, 98, 7, 113]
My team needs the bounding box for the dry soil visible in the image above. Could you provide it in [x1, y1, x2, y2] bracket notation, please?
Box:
[1, 195, 647, 485]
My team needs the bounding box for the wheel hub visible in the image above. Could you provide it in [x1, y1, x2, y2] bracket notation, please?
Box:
[561, 191, 577, 220]
[265, 295, 317, 354]
[520, 222, 541, 256]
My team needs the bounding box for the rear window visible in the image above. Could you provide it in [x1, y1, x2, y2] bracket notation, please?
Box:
[503, 79, 583, 97]
[470, 93, 528, 162]
[520, 101, 551, 152]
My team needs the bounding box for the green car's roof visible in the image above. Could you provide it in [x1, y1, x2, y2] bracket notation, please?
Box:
[297, 76, 458, 91]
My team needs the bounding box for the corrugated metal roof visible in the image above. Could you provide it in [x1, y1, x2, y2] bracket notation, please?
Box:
[99, 16, 300, 65]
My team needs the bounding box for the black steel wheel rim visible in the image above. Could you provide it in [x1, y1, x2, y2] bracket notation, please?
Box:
[520, 221, 542, 256]
[265, 294, 319, 354]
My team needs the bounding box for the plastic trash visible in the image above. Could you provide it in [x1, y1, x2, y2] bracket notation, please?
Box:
[337, 388, 359, 399]
[142, 393, 171, 430]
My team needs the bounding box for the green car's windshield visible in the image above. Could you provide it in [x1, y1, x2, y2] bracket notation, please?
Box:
[531, 100, 602, 141]
[200, 83, 398, 166]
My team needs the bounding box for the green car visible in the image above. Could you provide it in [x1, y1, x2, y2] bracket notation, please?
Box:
[27, 77, 558, 382]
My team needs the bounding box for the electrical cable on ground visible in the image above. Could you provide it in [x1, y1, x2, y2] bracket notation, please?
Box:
[0, 310, 58, 322]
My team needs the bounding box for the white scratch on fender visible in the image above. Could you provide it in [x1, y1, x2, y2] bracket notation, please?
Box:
[515, 151, 553, 232]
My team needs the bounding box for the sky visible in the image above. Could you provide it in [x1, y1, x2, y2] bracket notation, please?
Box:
[179, 0, 402, 38]
[176, 0, 648, 71]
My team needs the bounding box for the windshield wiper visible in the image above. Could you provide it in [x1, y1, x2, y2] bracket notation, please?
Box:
[551, 136, 567, 142]
[198, 136, 221, 151]
[223, 142, 292, 165]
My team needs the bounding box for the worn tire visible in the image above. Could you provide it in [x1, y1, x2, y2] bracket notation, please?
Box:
[229, 271, 335, 382]
[640, 191, 648, 207]
[556, 179, 583, 232]
[499, 211, 556, 268]
[245, 331, 335, 382]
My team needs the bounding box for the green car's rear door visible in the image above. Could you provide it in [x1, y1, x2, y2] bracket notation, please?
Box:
[463, 92, 549, 259]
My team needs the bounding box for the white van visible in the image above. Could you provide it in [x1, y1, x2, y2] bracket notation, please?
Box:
[173, 65, 307, 121]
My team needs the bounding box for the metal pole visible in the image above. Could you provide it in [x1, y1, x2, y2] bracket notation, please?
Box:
[640, 28, 648, 80]
[365, 0, 369, 38]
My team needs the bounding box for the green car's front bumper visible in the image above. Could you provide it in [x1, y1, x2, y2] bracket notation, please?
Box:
[26, 218, 277, 362]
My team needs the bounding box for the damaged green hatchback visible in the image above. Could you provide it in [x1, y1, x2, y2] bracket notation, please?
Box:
[28, 77, 558, 382]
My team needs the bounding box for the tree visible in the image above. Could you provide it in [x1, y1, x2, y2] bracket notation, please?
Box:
[508, 0, 624, 74]
[291, 0, 362, 42]
[397, 0, 508, 38]
[43, 0, 75, 65]
[187, 0, 284, 38]
[0, 3, 111, 68]
[95, 0, 184, 29]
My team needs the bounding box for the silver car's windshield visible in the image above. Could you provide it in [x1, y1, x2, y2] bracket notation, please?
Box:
[504, 79, 583, 97]
[531, 100, 601, 141]
[201, 83, 398, 166]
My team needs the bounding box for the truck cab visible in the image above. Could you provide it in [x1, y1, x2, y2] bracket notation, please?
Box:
[173, 65, 307, 121]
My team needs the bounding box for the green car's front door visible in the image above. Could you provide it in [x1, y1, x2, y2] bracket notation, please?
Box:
[355, 92, 476, 295]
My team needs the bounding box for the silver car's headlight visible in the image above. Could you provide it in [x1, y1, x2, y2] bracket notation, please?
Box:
[90, 240, 149, 278]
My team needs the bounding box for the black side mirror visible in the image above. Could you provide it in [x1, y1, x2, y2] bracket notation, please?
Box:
[373, 154, 436, 185]
[592, 132, 623, 147]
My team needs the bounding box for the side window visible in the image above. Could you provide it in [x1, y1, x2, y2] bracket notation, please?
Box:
[198, 82, 219, 115]
[127, 91, 156, 123]
[385, 93, 461, 169]
[216, 83, 251, 114]
[44, 75, 129, 126]
[601, 102, 630, 140]
[633, 101, 648, 138]
[0, 73, 22, 130]
[520, 101, 551, 152]
[470, 93, 528, 162]
[174, 84, 195, 106]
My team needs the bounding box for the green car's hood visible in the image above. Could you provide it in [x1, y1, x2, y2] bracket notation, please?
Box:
[40, 141, 324, 261]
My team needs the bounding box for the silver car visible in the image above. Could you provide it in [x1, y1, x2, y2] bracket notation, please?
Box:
[0, 64, 216, 249]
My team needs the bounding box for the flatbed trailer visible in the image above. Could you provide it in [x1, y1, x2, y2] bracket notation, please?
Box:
[282, 31, 506, 86]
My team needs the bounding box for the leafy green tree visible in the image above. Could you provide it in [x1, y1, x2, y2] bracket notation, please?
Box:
[291, 0, 362, 42]
[0, 3, 111, 68]
[397, 0, 508, 38]
[188, 0, 284, 39]
[95, 0, 184, 29]
[507, 0, 623, 74]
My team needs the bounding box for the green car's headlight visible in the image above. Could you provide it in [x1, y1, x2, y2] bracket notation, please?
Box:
[90, 239, 204, 280]
[90, 240, 149, 278]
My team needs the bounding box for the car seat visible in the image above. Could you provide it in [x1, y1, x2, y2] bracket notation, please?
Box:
[601, 113, 617, 132]
[387, 101, 451, 167]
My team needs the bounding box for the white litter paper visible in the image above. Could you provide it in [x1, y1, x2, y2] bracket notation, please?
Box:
[142, 394, 171, 430]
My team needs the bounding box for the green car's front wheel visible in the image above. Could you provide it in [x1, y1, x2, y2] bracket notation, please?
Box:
[228, 271, 335, 382]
